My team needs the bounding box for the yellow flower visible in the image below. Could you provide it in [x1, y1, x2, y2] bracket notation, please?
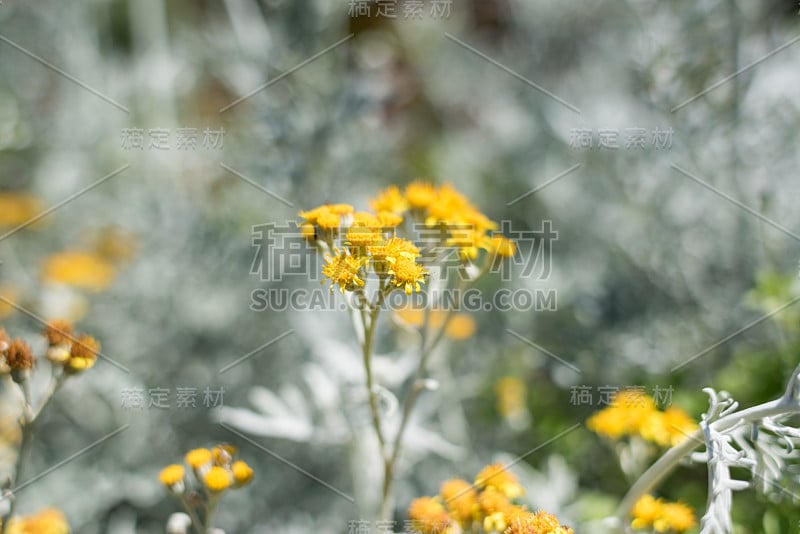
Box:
[388, 256, 427, 295]
[5, 508, 69, 534]
[640, 407, 699, 447]
[299, 204, 354, 231]
[346, 212, 384, 247]
[631, 495, 696, 533]
[440, 479, 478, 526]
[185, 448, 213, 469]
[445, 314, 476, 340]
[321, 251, 366, 293]
[369, 238, 420, 275]
[65, 334, 99, 373]
[0, 192, 44, 229]
[212, 444, 237, 466]
[504, 510, 573, 534]
[488, 235, 516, 258]
[232, 460, 254, 486]
[475, 464, 524, 500]
[184, 449, 211, 469]
[376, 211, 403, 228]
[405, 181, 438, 209]
[495, 376, 527, 418]
[587, 390, 658, 441]
[370, 185, 409, 214]
[300, 223, 316, 240]
[159, 464, 186, 488]
[204, 465, 232, 492]
[41, 251, 116, 292]
[407, 497, 454, 534]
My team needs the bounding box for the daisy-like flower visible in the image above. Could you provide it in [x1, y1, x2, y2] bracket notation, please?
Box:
[631, 495, 696, 533]
[407, 497, 454, 534]
[475, 464, 524, 500]
[370, 185, 409, 214]
[376, 210, 403, 228]
[504, 510, 574, 534]
[232, 460, 254, 486]
[204, 466, 232, 492]
[440, 479, 479, 526]
[405, 181, 438, 210]
[388, 256, 427, 295]
[321, 251, 366, 293]
[346, 212, 384, 248]
[185, 448, 213, 470]
[5, 507, 70, 534]
[159, 464, 186, 492]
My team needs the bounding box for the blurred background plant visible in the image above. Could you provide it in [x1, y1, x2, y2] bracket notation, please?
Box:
[0, 0, 797, 532]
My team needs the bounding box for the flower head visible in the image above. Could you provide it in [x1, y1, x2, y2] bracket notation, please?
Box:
[631, 495, 696, 533]
[475, 464, 524, 500]
[65, 334, 99, 373]
[159, 464, 186, 490]
[185, 448, 213, 469]
[407, 497, 454, 534]
[5, 508, 69, 534]
[388, 256, 427, 295]
[204, 466, 232, 492]
[43, 320, 74, 347]
[5, 339, 34, 372]
[371, 185, 409, 214]
[321, 251, 367, 293]
[440, 479, 478, 526]
[232, 460, 254, 486]
[405, 181, 438, 210]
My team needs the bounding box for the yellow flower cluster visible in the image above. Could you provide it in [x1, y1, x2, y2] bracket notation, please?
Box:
[631, 495, 697, 533]
[159, 444, 254, 495]
[587, 390, 698, 447]
[407, 464, 572, 534]
[301, 182, 516, 296]
[2, 508, 69, 534]
[42, 320, 100, 374]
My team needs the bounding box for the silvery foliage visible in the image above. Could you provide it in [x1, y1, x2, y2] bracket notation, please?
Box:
[693, 366, 800, 534]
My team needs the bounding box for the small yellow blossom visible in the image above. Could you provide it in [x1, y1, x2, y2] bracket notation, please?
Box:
[445, 314, 477, 340]
[371, 185, 409, 214]
[504, 510, 574, 534]
[632, 495, 696, 533]
[376, 211, 403, 228]
[232, 460, 254, 486]
[204, 465, 232, 492]
[346, 213, 384, 247]
[0, 192, 44, 229]
[405, 181, 438, 210]
[185, 448, 213, 469]
[407, 497, 454, 534]
[388, 256, 427, 295]
[475, 464, 524, 500]
[5, 508, 69, 534]
[159, 464, 186, 488]
[64, 334, 99, 373]
[440, 479, 479, 526]
[322, 251, 366, 293]
[41, 251, 116, 292]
